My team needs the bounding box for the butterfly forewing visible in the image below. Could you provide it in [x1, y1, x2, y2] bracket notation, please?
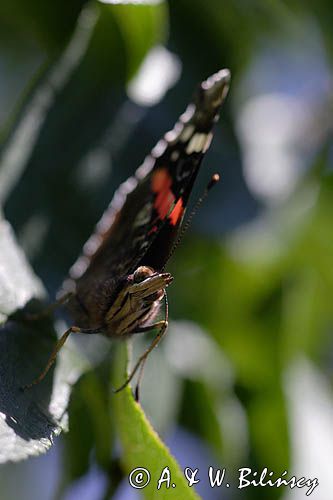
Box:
[24, 69, 231, 395]
[62, 69, 230, 328]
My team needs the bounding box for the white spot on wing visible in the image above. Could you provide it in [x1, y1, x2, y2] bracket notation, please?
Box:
[70, 256, 90, 279]
[180, 124, 195, 142]
[136, 155, 155, 179]
[134, 202, 153, 227]
[83, 234, 102, 255]
[180, 104, 195, 123]
[120, 176, 137, 195]
[151, 139, 167, 158]
[203, 132, 213, 152]
[165, 122, 184, 144]
[186, 133, 207, 154]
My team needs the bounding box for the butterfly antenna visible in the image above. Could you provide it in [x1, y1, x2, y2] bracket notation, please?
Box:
[162, 173, 220, 271]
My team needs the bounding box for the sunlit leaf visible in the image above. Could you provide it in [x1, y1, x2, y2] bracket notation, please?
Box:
[0, 213, 88, 462]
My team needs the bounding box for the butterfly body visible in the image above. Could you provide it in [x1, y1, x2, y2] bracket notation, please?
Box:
[63, 69, 230, 336]
[25, 69, 230, 392]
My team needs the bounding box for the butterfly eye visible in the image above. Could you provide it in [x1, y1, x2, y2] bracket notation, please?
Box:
[133, 265, 154, 283]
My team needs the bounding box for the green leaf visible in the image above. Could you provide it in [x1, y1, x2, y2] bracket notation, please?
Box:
[0, 212, 88, 462]
[0, 0, 88, 53]
[112, 342, 201, 500]
[110, 1, 168, 81]
[64, 368, 113, 481]
[0, 211, 44, 320]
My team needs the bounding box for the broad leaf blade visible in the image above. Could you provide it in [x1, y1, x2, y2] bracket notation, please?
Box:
[0, 214, 44, 320]
[0, 214, 87, 462]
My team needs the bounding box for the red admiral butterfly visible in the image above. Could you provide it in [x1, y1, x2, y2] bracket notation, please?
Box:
[25, 69, 230, 394]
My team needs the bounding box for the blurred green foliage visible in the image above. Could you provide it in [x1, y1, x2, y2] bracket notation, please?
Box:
[0, 1, 332, 499]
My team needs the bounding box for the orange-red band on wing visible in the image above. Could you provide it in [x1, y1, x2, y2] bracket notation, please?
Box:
[151, 168, 175, 219]
[169, 197, 184, 226]
[151, 167, 184, 227]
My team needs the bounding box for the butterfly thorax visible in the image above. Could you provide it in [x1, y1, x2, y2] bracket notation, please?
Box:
[104, 266, 172, 336]
[61, 69, 230, 333]
[66, 266, 172, 337]
[24, 69, 230, 394]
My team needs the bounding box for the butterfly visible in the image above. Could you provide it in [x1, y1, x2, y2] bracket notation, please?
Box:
[24, 68, 230, 396]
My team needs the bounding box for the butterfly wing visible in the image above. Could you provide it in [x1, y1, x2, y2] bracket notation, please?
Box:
[63, 69, 230, 326]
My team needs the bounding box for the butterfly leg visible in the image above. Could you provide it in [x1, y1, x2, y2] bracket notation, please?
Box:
[22, 325, 101, 390]
[113, 294, 169, 398]
[24, 292, 74, 321]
